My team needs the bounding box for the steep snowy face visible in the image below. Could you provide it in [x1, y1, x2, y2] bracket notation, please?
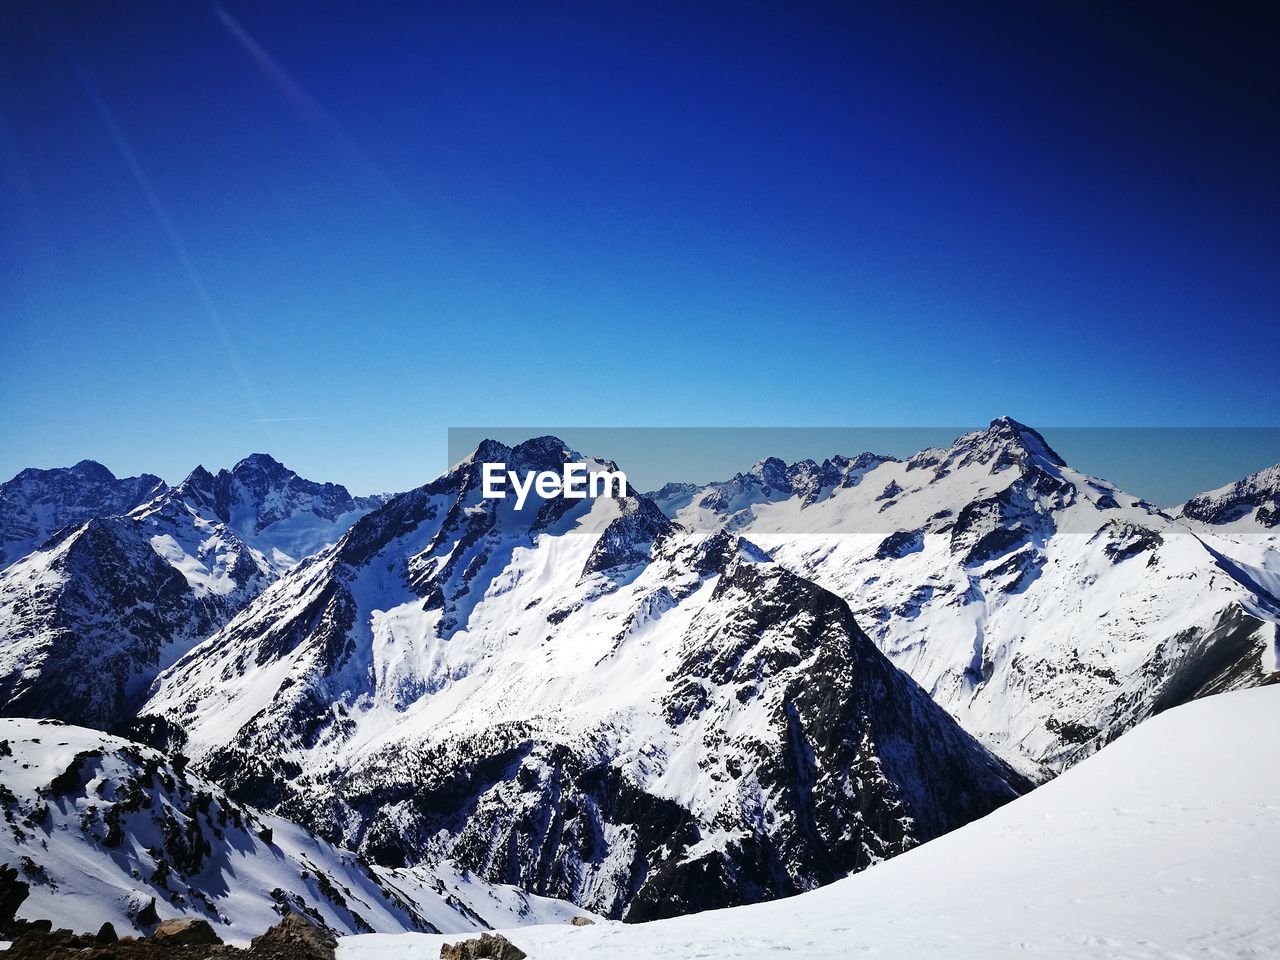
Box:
[138, 440, 1027, 921]
[0, 516, 263, 730]
[0, 461, 166, 568]
[137, 453, 384, 572]
[657, 418, 1280, 771]
[0, 717, 576, 940]
[1176, 462, 1280, 531]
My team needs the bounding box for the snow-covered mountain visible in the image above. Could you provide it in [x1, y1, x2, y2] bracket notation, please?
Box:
[1176, 462, 1280, 531]
[137, 453, 386, 572]
[136, 436, 1029, 921]
[646, 452, 894, 528]
[0, 718, 589, 941]
[0, 455, 384, 729]
[0, 461, 166, 569]
[343, 683, 1280, 960]
[0, 517, 250, 729]
[5, 425, 1277, 935]
[654, 418, 1280, 771]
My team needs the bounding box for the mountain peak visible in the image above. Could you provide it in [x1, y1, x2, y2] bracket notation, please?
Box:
[749, 456, 790, 489]
[232, 452, 294, 477]
[910, 418, 1066, 475]
[1179, 461, 1280, 528]
[982, 417, 1065, 464]
[69, 459, 116, 483]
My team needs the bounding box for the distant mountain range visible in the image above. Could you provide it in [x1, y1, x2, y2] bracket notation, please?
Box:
[0, 421, 1276, 932]
[0, 454, 384, 729]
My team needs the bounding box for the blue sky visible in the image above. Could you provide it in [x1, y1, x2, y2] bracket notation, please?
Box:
[1, 1, 1277, 497]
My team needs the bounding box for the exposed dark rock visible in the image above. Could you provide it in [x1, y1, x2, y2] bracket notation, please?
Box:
[0, 862, 30, 933]
[135, 897, 159, 926]
[874, 529, 923, 560]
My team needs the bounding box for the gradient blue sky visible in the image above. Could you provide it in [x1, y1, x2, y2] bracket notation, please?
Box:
[2, 1, 1277, 497]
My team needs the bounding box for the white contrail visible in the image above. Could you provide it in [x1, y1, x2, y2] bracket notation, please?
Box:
[53, 31, 266, 421]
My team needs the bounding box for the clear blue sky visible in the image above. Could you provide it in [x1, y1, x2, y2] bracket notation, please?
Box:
[2, 1, 1277, 497]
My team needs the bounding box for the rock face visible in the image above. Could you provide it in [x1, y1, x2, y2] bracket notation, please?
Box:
[139, 438, 1028, 920]
[0, 517, 246, 728]
[439, 933, 528, 960]
[0, 460, 166, 569]
[0, 862, 30, 932]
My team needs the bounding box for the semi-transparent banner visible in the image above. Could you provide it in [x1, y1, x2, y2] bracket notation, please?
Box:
[446, 425, 1280, 536]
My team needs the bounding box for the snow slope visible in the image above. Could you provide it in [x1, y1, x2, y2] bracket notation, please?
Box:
[0, 718, 590, 941]
[342, 683, 1280, 960]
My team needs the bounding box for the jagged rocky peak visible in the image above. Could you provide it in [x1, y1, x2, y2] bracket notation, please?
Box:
[1178, 462, 1280, 529]
[0, 460, 167, 568]
[709, 451, 896, 509]
[748, 456, 790, 491]
[165, 453, 369, 532]
[908, 416, 1067, 477]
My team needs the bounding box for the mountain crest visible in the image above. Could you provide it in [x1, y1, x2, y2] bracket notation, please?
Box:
[908, 416, 1066, 476]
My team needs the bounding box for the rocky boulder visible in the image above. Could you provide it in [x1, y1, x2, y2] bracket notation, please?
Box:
[152, 917, 222, 945]
[439, 932, 528, 960]
[250, 913, 338, 960]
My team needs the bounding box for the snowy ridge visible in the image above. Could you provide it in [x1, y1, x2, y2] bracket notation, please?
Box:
[132, 452, 385, 574]
[1176, 461, 1280, 531]
[0, 517, 254, 729]
[137, 437, 1027, 920]
[342, 684, 1280, 960]
[0, 718, 587, 942]
[656, 418, 1280, 769]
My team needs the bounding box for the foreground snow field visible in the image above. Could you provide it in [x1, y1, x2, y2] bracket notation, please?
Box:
[341, 684, 1280, 960]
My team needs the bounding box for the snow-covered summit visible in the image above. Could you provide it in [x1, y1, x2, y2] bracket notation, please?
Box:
[0, 455, 387, 730]
[1176, 461, 1280, 531]
[652, 419, 1279, 770]
[137, 453, 382, 571]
